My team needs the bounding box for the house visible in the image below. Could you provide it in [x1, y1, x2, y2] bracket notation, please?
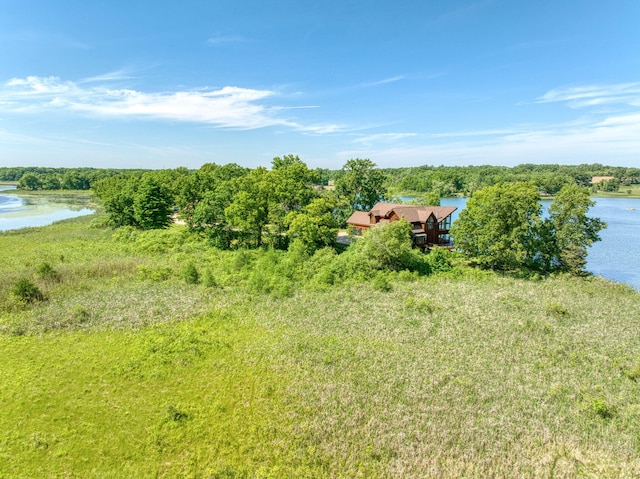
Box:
[346, 202, 458, 247]
[590, 176, 615, 184]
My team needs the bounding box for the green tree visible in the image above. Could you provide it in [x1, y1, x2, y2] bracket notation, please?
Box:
[225, 167, 271, 247]
[335, 159, 387, 212]
[410, 191, 441, 206]
[286, 196, 340, 253]
[268, 155, 319, 244]
[190, 181, 238, 249]
[18, 173, 43, 190]
[451, 182, 542, 270]
[350, 219, 425, 272]
[93, 175, 139, 228]
[133, 175, 174, 229]
[542, 184, 606, 274]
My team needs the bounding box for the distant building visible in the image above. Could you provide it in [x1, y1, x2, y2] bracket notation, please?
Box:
[590, 176, 615, 184]
[346, 202, 457, 248]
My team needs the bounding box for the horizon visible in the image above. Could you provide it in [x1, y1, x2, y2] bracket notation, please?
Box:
[1, 1, 639, 170]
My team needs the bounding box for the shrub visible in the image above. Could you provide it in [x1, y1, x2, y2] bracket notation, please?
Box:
[11, 278, 44, 303]
[137, 265, 173, 282]
[70, 305, 91, 324]
[36, 262, 60, 281]
[545, 302, 568, 318]
[372, 272, 392, 292]
[182, 262, 200, 285]
[202, 269, 218, 288]
[425, 247, 453, 274]
[590, 398, 615, 419]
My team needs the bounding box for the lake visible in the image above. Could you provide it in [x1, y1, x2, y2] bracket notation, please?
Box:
[0, 185, 94, 232]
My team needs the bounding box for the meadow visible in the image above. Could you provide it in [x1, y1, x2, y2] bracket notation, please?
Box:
[1, 214, 640, 478]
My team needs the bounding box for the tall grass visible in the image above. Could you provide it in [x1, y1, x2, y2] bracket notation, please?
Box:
[1, 214, 639, 477]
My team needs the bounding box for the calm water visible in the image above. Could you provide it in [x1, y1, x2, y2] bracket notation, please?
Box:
[0, 185, 94, 232]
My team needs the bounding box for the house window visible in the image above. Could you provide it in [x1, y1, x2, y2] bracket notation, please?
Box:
[427, 217, 435, 230]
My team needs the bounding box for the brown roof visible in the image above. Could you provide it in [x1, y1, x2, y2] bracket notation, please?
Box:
[590, 176, 615, 184]
[346, 202, 458, 231]
[345, 210, 371, 227]
[369, 202, 457, 224]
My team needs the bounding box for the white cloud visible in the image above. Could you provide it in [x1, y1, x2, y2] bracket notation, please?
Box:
[353, 132, 418, 145]
[79, 69, 136, 84]
[361, 75, 407, 87]
[342, 111, 640, 168]
[5, 76, 76, 95]
[537, 83, 640, 108]
[0, 75, 337, 132]
[339, 82, 640, 168]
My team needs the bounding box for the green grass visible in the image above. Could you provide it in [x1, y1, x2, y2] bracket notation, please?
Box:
[592, 184, 640, 198]
[1, 214, 640, 477]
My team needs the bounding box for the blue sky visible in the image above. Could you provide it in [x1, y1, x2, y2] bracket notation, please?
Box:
[1, 0, 639, 170]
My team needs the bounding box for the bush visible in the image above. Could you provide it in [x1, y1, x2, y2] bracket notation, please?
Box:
[182, 262, 200, 285]
[36, 262, 60, 282]
[425, 247, 453, 274]
[372, 272, 392, 292]
[202, 269, 218, 288]
[545, 302, 568, 318]
[11, 278, 44, 303]
[590, 398, 615, 419]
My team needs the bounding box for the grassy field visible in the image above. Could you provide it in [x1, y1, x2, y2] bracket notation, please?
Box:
[1, 214, 640, 478]
[592, 184, 640, 199]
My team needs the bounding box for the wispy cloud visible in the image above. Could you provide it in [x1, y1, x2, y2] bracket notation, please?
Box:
[361, 75, 407, 87]
[79, 69, 136, 84]
[537, 83, 640, 108]
[342, 83, 640, 168]
[353, 132, 417, 145]
[1, 75, 338, 133]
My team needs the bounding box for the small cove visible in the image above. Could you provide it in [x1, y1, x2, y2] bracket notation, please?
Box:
[0, 185, 94, 232]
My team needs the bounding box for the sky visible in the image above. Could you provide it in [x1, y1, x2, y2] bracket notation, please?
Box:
[1, 0, 639, 170]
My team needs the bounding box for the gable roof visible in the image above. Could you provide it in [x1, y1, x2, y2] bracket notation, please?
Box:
[369, 202, 457, 224]
[345, 210, 371, 227]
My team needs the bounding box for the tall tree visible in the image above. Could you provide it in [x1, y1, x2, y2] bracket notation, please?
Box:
[542, 184, 606, 274]
[450, 182, 542, 270]
[225, 167, 271, 247]
[133, 175, 174, 229]
[286, 196, 340, 253]
[269, 155, 319, 240]
[335, 159, 387, 212]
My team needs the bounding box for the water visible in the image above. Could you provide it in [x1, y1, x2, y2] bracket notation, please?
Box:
[405, 195, 640, 290]
[0, 185, 94, 232]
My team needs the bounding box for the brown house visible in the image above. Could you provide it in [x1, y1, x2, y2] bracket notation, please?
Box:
[346, 202, 458, 247]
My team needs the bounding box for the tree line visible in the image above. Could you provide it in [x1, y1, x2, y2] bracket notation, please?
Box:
[92, 157, 386, 253]
[383, 163, 640, 196]
[4, 159, 608, 277]
[0, 167, 147, 190]
[89, 156, 605, 277]
[4, 163, 639, 196]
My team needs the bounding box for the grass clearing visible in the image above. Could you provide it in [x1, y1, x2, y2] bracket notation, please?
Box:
[1, 214, 640, 477]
